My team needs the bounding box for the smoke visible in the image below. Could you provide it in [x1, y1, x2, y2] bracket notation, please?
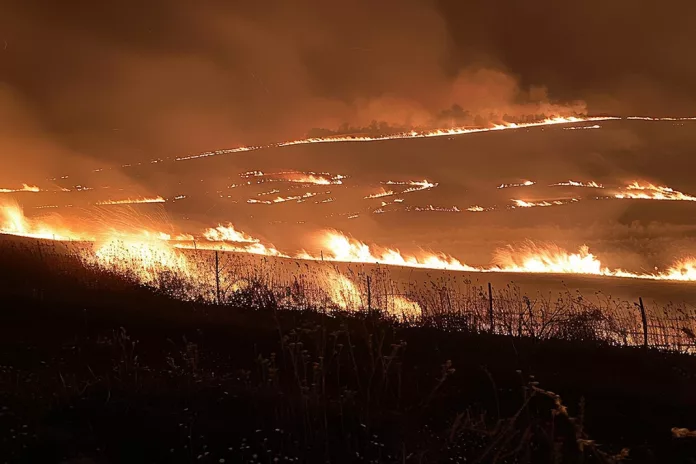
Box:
[0, 0, 598, 172]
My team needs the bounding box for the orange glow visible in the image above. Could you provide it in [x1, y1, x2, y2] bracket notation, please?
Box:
[321, 269, 363, 310]
[247, 192, 321, 204]
[493, 243, 609, 275]
[498, 180, 535, 189]
[299, 230, 477, 271]
[551, 180, 603, 188]
[364, 188, 396, 199]
[202, 224, 259, 243]
[319, 268, 421, 319]
[662, 259, 696, 281]
[95, 196, 166, 206]
[241, 171, 345, 185]
[0, 202, 88, 241]
[0, 184, 41, 193]
[511, 199, 576, 208]
[614, 182, 696, 201]
[169, 116, 619, 164]
[93, 237, 191, 284]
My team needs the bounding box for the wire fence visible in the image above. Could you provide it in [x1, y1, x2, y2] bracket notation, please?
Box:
[2, 236, 696, 353]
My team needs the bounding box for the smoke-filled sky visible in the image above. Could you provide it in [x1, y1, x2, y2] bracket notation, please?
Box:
[2, 0, 696, 174]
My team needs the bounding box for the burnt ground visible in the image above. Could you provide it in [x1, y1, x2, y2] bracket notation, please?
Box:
[1, 239, 696, 463]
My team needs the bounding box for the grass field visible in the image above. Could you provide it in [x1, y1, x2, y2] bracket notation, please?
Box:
[1, 235, 696, 463]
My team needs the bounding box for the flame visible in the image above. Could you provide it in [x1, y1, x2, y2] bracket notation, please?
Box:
[662, 259, 696, 281]
[493, 243, 609, 275]
[300, 230, 477, 271]
[282, 174, 339, 185]
[176, 223, 287, 257]
[512, 199, 553, 208]
[365, 188, 396, 199]
[562, 124, 601, 130]
[412, 205, 460, 212]
[401, 180, 437, 193]
[319, 268, 421, 319]
[0, 202, 87, 241]
[247, 192, 320, 204]
[95, 196, 166, 206]
[614, 182, 696, 201]
[93, 237, 191, 284]
[498, 181, 535, 189]
[162, 116, 630, 165]
[202, 224, 259, 243]
[467, 205, 485, 212]
[364, 180, 436, 199]
[0, 184, 41, 193]
[322, 270, 363, 310]
[273, 117, 616, 151]
[491, 243, 696, 282]
[511, 198, 578, 208]
[241, 171, 344, 185]
[551, 180, 603, 188]
[627, 116, 696, 121]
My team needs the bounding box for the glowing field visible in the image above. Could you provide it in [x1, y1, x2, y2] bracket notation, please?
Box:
[2, 116, 696, 316]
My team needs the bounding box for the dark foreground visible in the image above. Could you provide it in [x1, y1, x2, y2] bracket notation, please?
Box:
[1, 242, 696, 463]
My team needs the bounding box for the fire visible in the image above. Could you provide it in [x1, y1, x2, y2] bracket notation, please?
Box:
[247, 192, 320, 204]
[176, 223, 287, 257]
[467, 205, 485, 212]
[300, 230, 477, 271]
[512, 199, 554, 208]
[402, 180, 437, 193]
[0, 184, 41, 193]
[614, 182, 696, 201]
[493, 243, 609, 275]
[364, 180, 436, 199]
[283, 174, 340, 185]
[95, 197, 166, 206]
[551, 180, 603, 188]
[412, 205, 460, 212]
[272, 117, 617, 152]
[498, 181, 535, 189]
[563, 124, 601, 130]
[662, 259, 696, 281]
[364, 188, 396, 199]
[159, 116, 629, 166]
[202, 224, 259, 243]
[511, 199, 573, 208]
[322, 270, 363, 310]
[389, 296, 422, 320]
[319, 268, 421, 319]
[241, 171, 344, 185]
[627, 116, 696, 121]
[93, 237, 191, 284]
[0, 202, 87, 241]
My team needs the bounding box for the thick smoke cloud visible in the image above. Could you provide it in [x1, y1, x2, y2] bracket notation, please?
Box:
[0, 0, 694, 172]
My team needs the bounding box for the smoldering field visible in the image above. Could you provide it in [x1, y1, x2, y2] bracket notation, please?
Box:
[3, 118, 696, 309]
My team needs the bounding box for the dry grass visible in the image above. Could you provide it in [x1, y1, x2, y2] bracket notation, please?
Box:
[3, 235, 696, 353]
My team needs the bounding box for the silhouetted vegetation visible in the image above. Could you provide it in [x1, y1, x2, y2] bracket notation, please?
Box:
[1, 236, 696, 463]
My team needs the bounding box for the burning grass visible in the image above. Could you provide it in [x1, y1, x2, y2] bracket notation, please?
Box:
[3, 230, 696, 461]
[3, 234, 695, 352]
[1, 235, 696, 463]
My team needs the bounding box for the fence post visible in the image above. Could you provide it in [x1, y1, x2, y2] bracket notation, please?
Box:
[215, 250, 221, 305]
[367, 275, 372, 311]
[638, 297, 648, 351]
[488, 282, 494, 334]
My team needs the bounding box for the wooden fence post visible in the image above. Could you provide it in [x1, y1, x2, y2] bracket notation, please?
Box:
[215, 250, 221, 305]
[367, 275, 372, 311]
[638, 297, 648, 351]
[488, 282, 494, 334]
